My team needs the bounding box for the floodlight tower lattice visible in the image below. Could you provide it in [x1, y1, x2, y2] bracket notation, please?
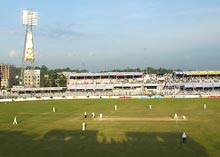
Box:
[20, 9, 38, 87]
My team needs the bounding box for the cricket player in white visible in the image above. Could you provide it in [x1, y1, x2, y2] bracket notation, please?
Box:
[204, 104, 206, 110]
[174, 113, 178, 120]
[182, 132, 187, 143]
[99, 113, 103, 120]
[114, 105, 117, 111]
[182, 115, 186, 120]
[91, 112, 95, 118]
[149, 105, 152, 110]
[84, 112, 87, 118]
[13, 116, 18, 125]
[53, 107, 56, 112]
[82, 121, 86, 131]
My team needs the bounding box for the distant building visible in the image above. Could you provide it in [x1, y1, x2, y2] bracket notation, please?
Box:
[24, 69, 40, 87]
[0, 64, 16, 88]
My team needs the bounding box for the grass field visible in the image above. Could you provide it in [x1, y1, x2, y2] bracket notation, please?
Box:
[0, 98, 220, 157]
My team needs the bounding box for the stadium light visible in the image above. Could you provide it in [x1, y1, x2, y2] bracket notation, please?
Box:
[22, 10, 38, 26]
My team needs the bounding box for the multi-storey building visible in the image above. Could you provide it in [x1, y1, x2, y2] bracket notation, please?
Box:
[0, 64, 15, 88]
[24, 69, 41, 87]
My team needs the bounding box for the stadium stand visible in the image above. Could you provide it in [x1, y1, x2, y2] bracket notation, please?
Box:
[3, 70, 220, 98]
[67, 72, 144, 96]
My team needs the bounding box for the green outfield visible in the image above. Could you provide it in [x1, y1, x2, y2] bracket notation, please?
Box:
[0, 98, 220, 157]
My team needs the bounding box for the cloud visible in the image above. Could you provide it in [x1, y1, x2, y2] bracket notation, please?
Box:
[0, 27, 22, 36]
[37, 23, 89, 39]
[177, 8, 220, 16]
[8, 50, 19, 58]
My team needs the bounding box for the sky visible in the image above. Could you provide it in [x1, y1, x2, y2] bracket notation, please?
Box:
[1, 0, 220, 72]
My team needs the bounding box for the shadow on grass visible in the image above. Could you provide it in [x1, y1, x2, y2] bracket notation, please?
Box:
[0, 130, 208, 157]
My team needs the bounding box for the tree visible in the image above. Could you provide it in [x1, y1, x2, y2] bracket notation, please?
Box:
[41, 65, 48, 71]
[57, 74, 67, 87]
[145, 67, 157, 74]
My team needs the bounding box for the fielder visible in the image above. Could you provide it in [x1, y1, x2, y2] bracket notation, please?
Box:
[13, 116, 18, 125]
[114, 105, 117, 111]
[99, 112, 103, 120]
[204, 104, 206, 110]
[182, 115, 186, 120]
[91, 112, 95, 118]
[82, 121, 86, 131]
[84, 112, 87, 118]
[149, 105, 152, 110]
[182, 132, 187, 143]
[174, 113, 178, 120]
[53, 107, 56, 113]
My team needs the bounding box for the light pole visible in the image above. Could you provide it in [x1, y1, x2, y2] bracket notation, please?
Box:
[20, 9, 38, 87]
[0, 73, 2, 90]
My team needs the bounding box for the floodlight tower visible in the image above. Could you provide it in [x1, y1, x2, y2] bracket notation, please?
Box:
[20, 9, 38, 87]
[0, 73, 2, 89]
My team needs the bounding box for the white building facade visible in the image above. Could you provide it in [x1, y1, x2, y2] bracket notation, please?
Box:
[24, 69, 41, 87]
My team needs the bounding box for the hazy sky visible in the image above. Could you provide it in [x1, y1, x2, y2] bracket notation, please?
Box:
[1, 0, 220, 72]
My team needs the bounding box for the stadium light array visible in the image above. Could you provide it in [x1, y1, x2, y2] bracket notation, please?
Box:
[22, 10, 38, 26]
